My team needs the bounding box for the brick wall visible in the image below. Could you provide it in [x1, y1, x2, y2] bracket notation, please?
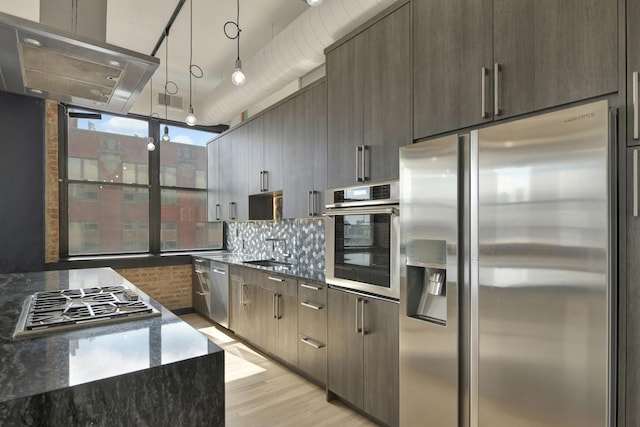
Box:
[44, 100, 59, 263]
[116, 265, 193, 310]
[43, 102, 194, 311]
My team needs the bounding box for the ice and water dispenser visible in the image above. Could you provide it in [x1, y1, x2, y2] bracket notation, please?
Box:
[405, 239, 447, 326]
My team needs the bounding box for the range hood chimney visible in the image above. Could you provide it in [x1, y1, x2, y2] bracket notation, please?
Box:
[0, 2, 158, 114]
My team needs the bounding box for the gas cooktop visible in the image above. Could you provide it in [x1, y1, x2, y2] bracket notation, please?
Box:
[13, 285, 160, 339]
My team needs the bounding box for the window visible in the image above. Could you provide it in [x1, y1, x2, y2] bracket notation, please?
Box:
[61, 109, 221, 257]
[160, 124, 217, 251]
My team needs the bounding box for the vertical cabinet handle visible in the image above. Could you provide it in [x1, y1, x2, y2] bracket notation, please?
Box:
[277, 294, 282, 319]
[361, 299, 367, 336]
[481, 67, 489, 119]
[494, 63, 501, 116]
[215, 204, 221, 220]
[355, 297, 362, 333]
[229, 202, 236, 220]
[273, 293, 277, 319]
[361, 145, 369, 182]
[634, 71, 639, 140]
[634, 149, 639, 217]
[356, 145, 363, 182]
[259, 171, 264, 192]
[259, 170, 268, 192]
[308, 190, 313, 217]
[240, 284, 247, 305]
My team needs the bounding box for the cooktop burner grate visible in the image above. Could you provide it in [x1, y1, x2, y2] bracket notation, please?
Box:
[13, 285, 160, 339]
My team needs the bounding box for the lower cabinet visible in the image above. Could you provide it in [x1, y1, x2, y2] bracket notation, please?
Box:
[297, 281, 328, 384]
[228, 265, 297, 366]
[327, 288, 399, 427]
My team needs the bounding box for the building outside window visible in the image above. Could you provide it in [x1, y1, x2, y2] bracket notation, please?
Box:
[62, 110, 220, 257]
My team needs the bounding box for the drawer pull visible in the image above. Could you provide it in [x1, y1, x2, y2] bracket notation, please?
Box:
[300, 337, 325, 349]
[195, 291, 206, 296]
[268, 276, 284, 282]
[300, 283, 321, 291]
[301, 301, 323, 310]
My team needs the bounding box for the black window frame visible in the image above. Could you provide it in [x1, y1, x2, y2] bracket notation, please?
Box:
[58, 105, 227, 260]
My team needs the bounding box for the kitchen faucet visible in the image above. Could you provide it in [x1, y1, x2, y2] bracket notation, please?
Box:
[265, 238, 290, 258]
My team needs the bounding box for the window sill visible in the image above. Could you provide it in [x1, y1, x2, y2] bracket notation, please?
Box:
[46, 250, 226, 271]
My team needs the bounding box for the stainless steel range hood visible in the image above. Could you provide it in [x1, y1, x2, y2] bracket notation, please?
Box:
[0, 11, 159, 114]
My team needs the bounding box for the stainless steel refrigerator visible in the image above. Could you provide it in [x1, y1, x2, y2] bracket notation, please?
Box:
[399, 100, 615, 427]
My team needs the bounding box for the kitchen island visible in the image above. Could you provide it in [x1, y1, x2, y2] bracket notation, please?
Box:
[0, 267, 224, 426]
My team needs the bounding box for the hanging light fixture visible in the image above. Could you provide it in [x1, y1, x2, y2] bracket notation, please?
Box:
[162, 28, 173, 142]
[306, 0, 323, 5]
[225, 0, 245, 86]
[147, 77, 156, 151]
[185, 0, 203, 126]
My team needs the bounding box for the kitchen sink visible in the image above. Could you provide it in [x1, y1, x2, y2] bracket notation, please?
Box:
[243, 259, 293, 268]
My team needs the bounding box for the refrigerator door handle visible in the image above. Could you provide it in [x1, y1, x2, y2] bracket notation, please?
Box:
[470, 130, 480, 427]
[634, 149, 639, 217]
[634, 71, 639, 139]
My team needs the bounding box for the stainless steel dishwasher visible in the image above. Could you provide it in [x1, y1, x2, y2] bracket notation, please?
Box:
[209, 261, 229, 328]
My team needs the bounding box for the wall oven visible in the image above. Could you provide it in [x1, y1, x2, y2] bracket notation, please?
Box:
[325, 181, 400, 299]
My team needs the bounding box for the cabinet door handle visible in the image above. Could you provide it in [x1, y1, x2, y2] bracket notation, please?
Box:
[361, 299, 367, 336]
[240, 284, 247, 305]
[361, 145, 369, 182]
[273, 293, 277, 319]
[356, 145, 363, 182]
[215, 204, 221, 220]
[277, 294, 282, 319]
[355, 297, 362, 333]
[494, 63, 501, 116]
[308, 190, 313, 217]
[300, 283, 321, 291]
[268, 276, 284, 282]
[634, 149, 639, 217]
[229, 202, 236, 220]
[211, 268, 226, 275]
[634, 71, 639, 140]
[259, 171, 264, 192]
[301, 301, 323, 310]
[195, 291, 206, 296]
[300, 337, 325, 349]
[263, 170, 268, 192]
[481, 67, 489, 119]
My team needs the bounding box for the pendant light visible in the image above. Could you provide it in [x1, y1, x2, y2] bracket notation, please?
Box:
[185, 0, 203, 126]
[147, 78, 156, 151]
[162, 28, 172, 142]
[225, 0, 245, 86]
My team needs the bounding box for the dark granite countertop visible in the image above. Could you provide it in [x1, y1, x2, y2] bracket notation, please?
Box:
[0, 267, 223, 405]
[193, 252, 326, 284]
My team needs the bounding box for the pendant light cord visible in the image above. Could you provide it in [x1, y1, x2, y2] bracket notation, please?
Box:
[188, 0, 203, 110]
[224, 0, 242, 61]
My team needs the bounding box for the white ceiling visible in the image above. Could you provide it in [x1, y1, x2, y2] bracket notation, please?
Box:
[0, 0, 309, 124]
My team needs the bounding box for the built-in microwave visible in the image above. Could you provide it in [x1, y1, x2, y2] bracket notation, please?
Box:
[324, 181, 400, 299]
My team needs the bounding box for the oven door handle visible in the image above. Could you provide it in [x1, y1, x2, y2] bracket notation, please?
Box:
[323, 206, 398, 217]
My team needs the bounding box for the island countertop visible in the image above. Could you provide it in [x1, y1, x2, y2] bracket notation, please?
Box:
[0, 267, 225, 426]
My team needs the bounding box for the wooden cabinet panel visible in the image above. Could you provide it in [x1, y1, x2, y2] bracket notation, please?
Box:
[628, 0, 640, 147]
[327, 288, 364, 407]
[413, 0, 492, 138]
[283, 93, 315, 219]
[327, 34, 364, 189]
[206, 140, 220, 221]
[298, 333, 327, 384]
[363, 298, 399, 426]
[230, 126, 248, 220]
[247, 115, 265, 194]
[363, 3, 411, 182]
[229, 266, 246, 336]
[312, 82, 327, 215]
[263, 107, 284, 191]
[298, 282, 327, 341]
[493, 0, 617, 120]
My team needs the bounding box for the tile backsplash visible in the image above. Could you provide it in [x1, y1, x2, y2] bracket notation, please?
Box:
[226, 218, 325, 271]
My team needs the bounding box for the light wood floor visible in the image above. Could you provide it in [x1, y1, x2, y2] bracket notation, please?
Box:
[180, 313, 378, 427]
